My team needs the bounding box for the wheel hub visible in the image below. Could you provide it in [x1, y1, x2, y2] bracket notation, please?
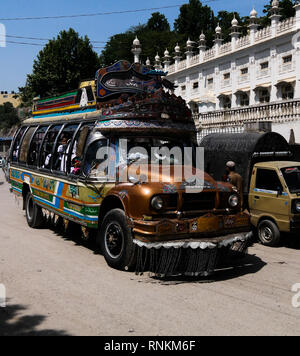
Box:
[105, 223, 124, 259]
[261, 226, 273, 241]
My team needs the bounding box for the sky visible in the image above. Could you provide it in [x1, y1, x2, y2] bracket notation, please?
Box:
[0, 0, 268, 92]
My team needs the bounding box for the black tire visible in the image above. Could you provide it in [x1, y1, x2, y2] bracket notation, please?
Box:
[25, 192, 44, 228]
[97, 209, 136, 271]
[258, 219, 281, 247]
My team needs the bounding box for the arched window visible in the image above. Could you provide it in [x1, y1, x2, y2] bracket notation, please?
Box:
[39, 125, 62, 170]
[222, 96, 231, 109]
[240, 93, 249, 107]
[52, 124, 79, 173]
[282, 84, 294, 100]
[11, 127, 27, 162]
[19, 127, 37, 164]
[27, 126, 47, 167]
[258, 89, 270, 104]
[68, 122, 95, 176]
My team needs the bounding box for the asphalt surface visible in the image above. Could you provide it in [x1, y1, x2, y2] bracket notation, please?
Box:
[0, 171, 299, 336]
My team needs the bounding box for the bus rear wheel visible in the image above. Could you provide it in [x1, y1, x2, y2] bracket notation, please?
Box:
[98, 209, 136, 271]
[25, 192, 44, 228]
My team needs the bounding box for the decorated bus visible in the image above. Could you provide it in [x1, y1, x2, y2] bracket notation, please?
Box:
[9, 61, 251, 277]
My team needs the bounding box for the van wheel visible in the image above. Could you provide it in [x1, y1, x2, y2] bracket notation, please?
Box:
[258, 220, 281, 247]
[98, 209, 136, 271]
[25, 192, 44, 228]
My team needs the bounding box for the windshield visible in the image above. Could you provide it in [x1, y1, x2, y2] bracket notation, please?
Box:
[84, 136, 199, 181]
[118, 137, 196, 167]
[281, 167, 300, 194]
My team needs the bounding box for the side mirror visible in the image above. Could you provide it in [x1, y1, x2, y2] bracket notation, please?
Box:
[277, 187, 283, 197]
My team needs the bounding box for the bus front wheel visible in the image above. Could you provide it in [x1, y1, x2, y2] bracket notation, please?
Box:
[98, 209, 136, 271]
[25, 192, 44, 228]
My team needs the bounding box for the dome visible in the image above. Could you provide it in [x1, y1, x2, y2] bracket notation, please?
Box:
[146, 57, 151, 66]
[164, 48, 170, 57]
[231, 16, 238, 27]
[250, 7, 258, 18]
[199, 32, 206, 41]
[215, 23, 222, 34]
[272, 0, 279, 8]
[186, 38, 193, 47]
[133, 36, 140, 46]
[175, 43, 180, 52]
[155, 53, 160, 62]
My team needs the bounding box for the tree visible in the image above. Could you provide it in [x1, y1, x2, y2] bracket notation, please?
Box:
[99, 22, 182, 68]
[174, 0, 215, 45]
[19, 28, 100, 106]
[0, 102, 20, 130]
[147, 12, 170, 32]
[99, 32, 136, 66]
[216, 11, 247, 44]
[261, 0, 296, 27]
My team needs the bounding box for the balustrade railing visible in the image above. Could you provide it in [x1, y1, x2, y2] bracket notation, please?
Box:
[196, 100, 300, 129]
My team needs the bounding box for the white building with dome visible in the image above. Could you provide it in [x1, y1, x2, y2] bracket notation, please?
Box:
[132, 2, 300, 143]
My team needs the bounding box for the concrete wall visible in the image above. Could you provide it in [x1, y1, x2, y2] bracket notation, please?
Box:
[272, 122, 300, 143]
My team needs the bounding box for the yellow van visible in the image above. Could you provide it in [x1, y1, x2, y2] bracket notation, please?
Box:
[249, 162, 300, 246]
[201, 132, 300, 246]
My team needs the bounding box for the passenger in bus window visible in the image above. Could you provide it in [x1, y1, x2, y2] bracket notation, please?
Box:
[43, 152, 52, 169]
[28, 142, 38, 166]
[71, 157, 81, 175]
[55, 136, 68, 171]
[70, 140, 80, 175]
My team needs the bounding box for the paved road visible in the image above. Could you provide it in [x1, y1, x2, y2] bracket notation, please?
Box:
[0, 171, 299, 336]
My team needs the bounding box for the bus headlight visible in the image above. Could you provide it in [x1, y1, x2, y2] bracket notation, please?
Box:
[228, 194, 239, 208]
[151, 196, 164, 210]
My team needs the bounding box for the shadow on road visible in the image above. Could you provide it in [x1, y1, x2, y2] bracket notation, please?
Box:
[213, 252, 267, 281]
[48, 219, 102, 255]
[138, 253, 267, 285]
[45, 219, 267, 285]
[0, 302, 70, 336]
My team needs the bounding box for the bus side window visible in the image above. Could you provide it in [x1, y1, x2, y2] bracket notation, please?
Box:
[52, 124, 79, 173]
[39, 125, 62, 170]
[69, 125, 92, 176]
[83, 139, 108, 177]
[19, 127, 37, 164]
[27, 126, 47, 167]
[11, 127, 27, 162]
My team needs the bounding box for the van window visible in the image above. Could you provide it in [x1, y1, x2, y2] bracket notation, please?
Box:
[19, 127, 37, 164]
[52, 124, 79, 173]
[39, 125, 62, 169]
[281, 167, 300, 194]
[256, 169, 283, 192]
[28, 126, 47, 167]
[11, 127, 27, 162]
